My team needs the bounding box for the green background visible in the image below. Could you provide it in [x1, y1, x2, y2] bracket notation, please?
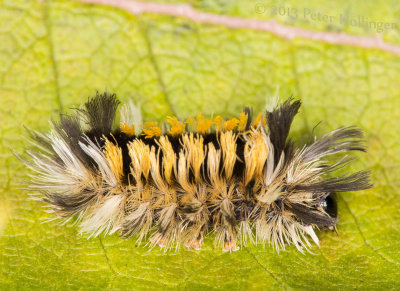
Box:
[1, 0, 399, 289]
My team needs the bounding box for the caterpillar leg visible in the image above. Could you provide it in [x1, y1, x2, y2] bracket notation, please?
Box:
[216, 227, 239, 252]
[223, 237, 240, 252]
[150, 232, 168, 248]
[184, 236, 202, 250]
[182, 223, 206, 250]
[150, 205, 182, 249]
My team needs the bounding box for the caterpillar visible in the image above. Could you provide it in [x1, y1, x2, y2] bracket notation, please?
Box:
[21, 92, 372, 252]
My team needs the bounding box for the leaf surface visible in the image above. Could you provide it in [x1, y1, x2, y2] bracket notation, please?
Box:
[0, 0, 399, 289]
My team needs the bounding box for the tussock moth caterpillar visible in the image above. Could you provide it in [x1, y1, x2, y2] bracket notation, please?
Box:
[21, 92, 372, 252]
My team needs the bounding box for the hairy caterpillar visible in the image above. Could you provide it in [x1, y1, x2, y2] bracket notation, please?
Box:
[21, 92, 372, 252]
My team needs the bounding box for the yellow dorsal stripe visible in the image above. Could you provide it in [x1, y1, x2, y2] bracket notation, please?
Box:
[138, 110, 264, 137]
[253, 113, 267, 127]
[238, 112, 248, 131]
[214, 116, 224, 131]
[196, 114, 214, 134]
[143, 121, 162, 138]
[223, 118, 239, 131]
[120, 123, 135, 136]
[166, 116, 185, 136]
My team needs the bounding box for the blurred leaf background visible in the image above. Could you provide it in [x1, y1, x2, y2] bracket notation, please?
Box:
[1, 0, 400, 289]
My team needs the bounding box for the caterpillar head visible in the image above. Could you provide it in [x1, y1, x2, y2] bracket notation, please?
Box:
[250, 99, 372, 252]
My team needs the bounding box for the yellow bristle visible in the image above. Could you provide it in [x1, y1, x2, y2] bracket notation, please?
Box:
[166, 116, 185, 136]
[181, 133, 205, 182]
[252, 131, 268, 176]
[120, 123, 135, 136]
[252, 113, 267, 127]
[223, 118, 239, 131]
[127, 140, 151, 182]
[149, 149, 169, 197]
[103, 139, 124, 184]
[206, 143, 223, 192]
[149, 146, 177, 206]
[214, 116, 225, 131]
[176, 151, 191, 192]
[220, 131, 237, 179]
[196, 114, 214, 134]
[143, 121, 162, 138]
[157, 136, 175, 185]
[243, 129, 268, 185]
[185, 116, 196, 131]
[238, 112, 248, 131]
[243, 142, 257, 186]
[252, 113, 262, 128]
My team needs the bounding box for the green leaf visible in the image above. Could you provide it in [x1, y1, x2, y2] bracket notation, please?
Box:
[1, 0, 399, 289]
